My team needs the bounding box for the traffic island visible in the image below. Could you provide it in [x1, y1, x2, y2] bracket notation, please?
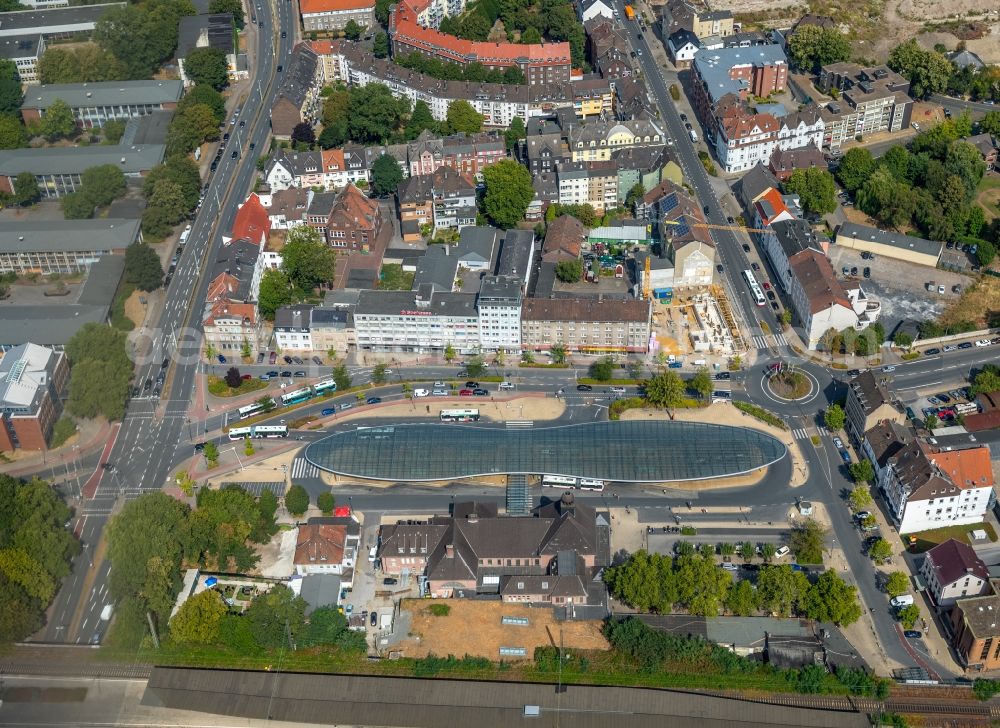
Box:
[767, 370, 812, 400]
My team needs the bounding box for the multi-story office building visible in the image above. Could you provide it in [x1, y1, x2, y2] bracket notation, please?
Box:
[20, 79, 182, 127]
[354, 288, 481, 353]
[0, 343, 69, 452]
[476, 275, 521, 354]
[521, 298, 651, 354]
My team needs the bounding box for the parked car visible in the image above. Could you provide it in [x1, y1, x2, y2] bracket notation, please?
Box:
[459, 389, 474, 396]
[904, 630, 922, 639]
[293, 370, 306, 377]
[382, 577, 398, 586]
[742, 243, 751, 252]
[959, 342, 973, 349]
[292, 356, 303, 365]
[366, 397, 382, 404]
[833, 436, 844, 449]
[473, 388, 489, 396]
[976, 339, 992, 347]
[283, 355, 293, 364]
[863, 267, 871, 278]
[256, 352, 265, 363]
[840, 450, 852, 464]
[751, 262, 760, 271]
[217, 354, 226, 364]
[431, 388, 448, 396]
[576, 384, 593, 391]
[943, 344, 958, 352]
[266, 370, 279, 377]
[269, 351, 277, 364]
[882, 365, 896, 373]
[465, 381, 479, 389]
[925, 348, 940, 355]
[280, 371, 292, 377]
[312, 356, 324, 365]
[321, 408, 336, 416]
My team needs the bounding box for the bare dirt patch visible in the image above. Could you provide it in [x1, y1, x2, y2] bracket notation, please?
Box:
[938, 276, 1000, 329]
[395, 599, 608, 660]
[327, 395, 565, 424]
[124, 288, 147, 328]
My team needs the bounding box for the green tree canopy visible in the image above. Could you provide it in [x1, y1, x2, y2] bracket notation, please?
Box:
[282, 224, 337, 292]
[982, 111, 1000, 137]
[38, 45, 125, 85]
[888, 39, 952, 98]
[285, 484, 310, 517]
[124, 243, 164, 291]
[347, 83, 410, 144]
[406, 99, 437, 138]
[371, 153, 404, 197]
[836, 147, 876, 193]
[885, 571, 910, 598]
[300, 605, 367, 650]
[12, 171, 40, 206]
[0, 113, 26, 149]
[787, 25, 850, 73]
[373, 31, 390, 58]
[588, 356, 615, 381]
[65, 323, 132, 421]
[245, 584, 306, 648]
[689, 367, 713, 399]
[757, 564, 809, 617]
[645, 370, 685, 412]
[183, 46, 229, 89]
[317, 492, 335, 515]
[784, 167, 837, 215]
[554, 258, 582, 282]
[801, 571, 862, 625]
[60, 191, 95, 220]
[482, 159, 534, 228]
[790, 518, 826, 565]
[168, 588, 227, 644]
[41, 98, 76, 140]
[179, 84, 226, 123]
[344, 18, 363, 40]
[446, 99, 484, 134]
[258, 268, 293, 321]
[824, 404, 846, 431]
[0, 77, 22, 115]
[95, 1, 186, 80]
[208, 0, 244, 26]
[80, 164, 127, 208]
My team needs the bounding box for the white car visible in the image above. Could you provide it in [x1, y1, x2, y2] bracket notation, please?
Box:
[431, 388, 448, 396]
[975, 339, 992, 347]
[882, 365, 896, 373]
[721, 562, 739, 571]
[433, 381, 446, 387]
[943, 344, 958, 352]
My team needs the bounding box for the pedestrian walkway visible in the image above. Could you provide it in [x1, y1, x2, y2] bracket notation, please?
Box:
[772, 332, 789, 347]
[290, 457, 320, 479]
[791, 427, 810, 440]
[750, 335, 769, 350]
[505, 421, 534, 429]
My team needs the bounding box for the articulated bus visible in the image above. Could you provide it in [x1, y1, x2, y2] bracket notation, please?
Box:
[578, 478, 606, 492]
[228, 426, 253, 441]
[439, 408, 480, 422]
[542, 475, 577, 488]
[252, 425, 288, 439]
[281, 387, 313, 406]
[238, 398, 274, 419]
[741, 269, 767, 307]
[313, 379, 337, 396]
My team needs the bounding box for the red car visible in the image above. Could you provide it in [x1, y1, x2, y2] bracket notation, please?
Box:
[763, 281, 771, 290]
[268, 351, 277, 364]
[241, 374, 252, 381]
[459, 389, 474, 396]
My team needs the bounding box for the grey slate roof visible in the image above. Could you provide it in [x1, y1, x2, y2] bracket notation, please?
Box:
[496, 229, 534, 281]
[21, 80, 183, 110]
[694, 45, 788, 104]
[0, 2, 123, 37]
[298, 573, 341, 615]
[771, 218, 821, 261]
[0, 144, 165, 177]
[734, 162, 780, 208]
[209, 239, 259, 301]
[836, 221, 942, 258]
[411, 245, 458, 291]
[0, 218, 139, 253]
[176, 13, 235, 58]
[275, 43, 318, 109]
[456, 226, 500, 267]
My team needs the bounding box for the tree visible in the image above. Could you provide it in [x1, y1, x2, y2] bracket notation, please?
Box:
[977, 240, 997, 267]
[332, 363, 352, 390]
[646, 371, 685, 414]
[464, 355, 486, 377]
[143, 154, 201, 211]
[291, 122, 315, 147]
[869, 538, 893, 565]
[784, 167, 837, 215]
[180, 84, 226, 123]
[301, 605, 367, 650]
[95, 3, 183, 80]
[588, 356, 615, 382]
[836, 147, 876, 193]
[603, 550, 678, 613]
[347, 83, 409, 144]
[342, 18, 363, 40]
[169, 589, 227, 644]
[183, 47, 229, 90]
[372, 31, 390, 58]
[245, 584, 306, 648]
[64, 323, 131, 421]
[888, 40, 952, 98]
[849, 459, 875, 484]
[554, 258, 583, 282]
[60, 192, 95, 220]
[982, 111, 1000, 137]
[202, 441, 219, 467]
[40, 98, 76, 140]
[550, 343, 567, 365]
[482, 159, 534, 228]
[12, 171, 40, 206]
[824, 404, 846, 431]
[406, 100, 436, 139]
[371, 153, 404, 197]
[757, 565, 809, 617]
[282, 220, 337, 292]
[124, 243, 164, 291]
[504, 115, 526, 151]
[106, 492, 190, 628]
[802, 572, 861, 625]
[224, 366, 242, 388]
[689, 367, 712, 400]
[625, 182, 645, 211]
[896, 604, 920, 630]
[258, 268, 293, 321]
[893, 331, 913, 349]
[444, 344, 457, 363]
[787, 25, 850, 73]
[209, 0, 244, 26]
[0, 76, 22, 115]
[37, 45, 125, 85]
[446, 99, 484, 134]
[81, 164, 126, 208]
[317, 492, 335, 515]
[0, 113, 26, 150]
[790, 518, 826, 564]
[849, 485, 873, 511]
[284, 484, 310, 517]
[885, 572, 910, 599]
[724, 579, 757, 617]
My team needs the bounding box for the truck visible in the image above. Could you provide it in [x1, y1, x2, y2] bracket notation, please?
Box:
[623, 4, 634, 19]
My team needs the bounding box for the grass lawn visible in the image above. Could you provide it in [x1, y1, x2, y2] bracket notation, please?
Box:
[976, 174, 1000, 219]
[207, 376, 269, 398]
[905, 521, 998, 554]
[377, 263, 415, 291]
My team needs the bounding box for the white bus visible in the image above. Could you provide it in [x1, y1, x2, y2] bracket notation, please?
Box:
[228, 426, 253, 441]
[440, 408, 480, 422]
[542, 475, 577, 488]
[238, 401, 267, 419]
[281, 387, 313, 406]
[741, 269, 766, 307]
[252, 425, 288, 438]
[578, 478, 605, 491]
[313, 379, 337, 396]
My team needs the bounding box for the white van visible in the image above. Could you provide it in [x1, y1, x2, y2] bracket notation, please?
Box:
[179, 228, 191, 245]
[412, 388, 429, 397]
[774, 545, 790, 559]
[689, 129, 698, 143]
[368, 545, 377, 563]
[890, 594, 914, 608]
[609, 386, 626, 395]
[100, 604, 114, 621]
[499, 381, 515, 390]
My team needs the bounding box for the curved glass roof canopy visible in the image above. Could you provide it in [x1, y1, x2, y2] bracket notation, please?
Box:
[304, 420, 786, 483]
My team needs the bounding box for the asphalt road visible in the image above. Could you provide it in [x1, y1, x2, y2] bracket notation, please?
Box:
[41, 0, 296, 645]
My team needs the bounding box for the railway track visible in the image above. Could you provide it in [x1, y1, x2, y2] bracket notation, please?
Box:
[0, 658, 152, 681]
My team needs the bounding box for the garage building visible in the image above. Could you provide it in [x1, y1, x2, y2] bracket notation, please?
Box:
[835, 222, 941, 268]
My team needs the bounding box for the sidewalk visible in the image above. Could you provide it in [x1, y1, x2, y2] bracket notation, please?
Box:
[0, 418, 114, 479]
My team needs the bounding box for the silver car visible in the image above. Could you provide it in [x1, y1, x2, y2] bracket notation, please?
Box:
[432, 388, 448, 396]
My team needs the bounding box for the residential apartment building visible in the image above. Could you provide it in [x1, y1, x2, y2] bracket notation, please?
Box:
[378, 497, 598, 603]
[202, 300, 262, 354]
[660, 0, 734, 38]
[786, 248, 878, 350]
[845, 371, 906, 444]
[270, 43, 321, 140]
[477, 275, 521, 353]
[951, 588, 1000, 671]
[20, 79, 182, 127]
[572, 76, 615, 118]
[0, 144, 165, 198]
[323, 183, 384, 253]
[223, 193, 271, 248]
[768, 145, 828, 181]
[921, 539, 990, 607]
[760, 217, 825, 294]
[259, 185, 312, 230]
[861, 419, 914, 487]
[397, 165, 477, 237]
[882, 441, 995, 534]
[0, 343, 69, 452]
[0, 218, 140, 274]
[299, 0, 375, 32]
[818, 63, 912, 149]
[556, 161, 618, 214]
[293, 518, 360, 576]
[567, 117, 665, 163]
[407, 130, 505, 180]
[353, 288, 481, 353]
[389, 0, 571, 86]
[176, 14, 236, 87]
[272, 304, 354, 353]
[521, 297, 650, 354]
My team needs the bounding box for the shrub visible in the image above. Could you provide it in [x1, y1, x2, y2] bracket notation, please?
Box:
[733, 401, 787, 429]
[428, 603, 451, 617]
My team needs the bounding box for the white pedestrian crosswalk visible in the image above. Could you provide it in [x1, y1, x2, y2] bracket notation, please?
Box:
[792, 428, 810, 440]
[772, 333, 788, 346]
[751, 335, 769, 349]
[505, 421, 534, 429]
[750, 333, 788, 350]
[291, 457, 320, 479]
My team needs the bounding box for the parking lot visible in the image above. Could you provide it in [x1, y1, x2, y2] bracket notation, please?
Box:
[826, 245, 967, 331]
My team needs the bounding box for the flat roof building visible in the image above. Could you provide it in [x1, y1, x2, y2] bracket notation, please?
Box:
[835, 222, 942, 268]
[0, 218, 140, 274]
[0, 3, 123, 39]
[0, 34, 44, 84]
[0, 144, 166, 198]
[21, 79, 183, 127]
[0, 342, 69, 451]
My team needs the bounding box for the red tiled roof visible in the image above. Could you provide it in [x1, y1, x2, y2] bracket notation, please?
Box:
[754, 187, 789, 225]
[322, 148, 346, 172]
[964, 409, 1000, 432]
[309, 39, 344, 55]
[294, 524, 347, 565]
[203, 300, 256, 326]
[301, 0, 373, 14]
[206, 272, 240, 302]
[329, 183, 379, 229]
[924, 446, 994, 490]
[393, 0, 570, 67]
[230, 193, 271, 246]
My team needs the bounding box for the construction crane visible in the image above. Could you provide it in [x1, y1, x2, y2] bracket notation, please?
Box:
[643, 254, 650, 300]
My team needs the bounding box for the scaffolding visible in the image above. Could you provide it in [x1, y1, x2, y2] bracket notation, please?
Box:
[710, 284, 748, 353]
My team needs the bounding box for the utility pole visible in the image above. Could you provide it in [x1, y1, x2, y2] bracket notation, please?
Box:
[146, 611, 160, 649]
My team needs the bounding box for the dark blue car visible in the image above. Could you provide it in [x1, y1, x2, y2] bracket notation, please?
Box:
[321, 408, 336, 416]
[840, 450, 852, 464]
[217, 354, 227, 364]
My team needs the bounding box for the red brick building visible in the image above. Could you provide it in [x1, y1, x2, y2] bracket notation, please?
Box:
[308, 183, 385, 253]
[0, 343, 69, 452]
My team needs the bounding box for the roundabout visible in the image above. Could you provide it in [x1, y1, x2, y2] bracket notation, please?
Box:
[752, 361, 827, 410]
